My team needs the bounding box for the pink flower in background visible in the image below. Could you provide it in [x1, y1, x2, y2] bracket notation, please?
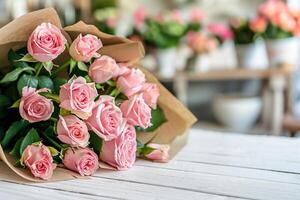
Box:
[120, 93, 152, 129]
[86, 95, 124, 141]
[171, 9, 184, 24]
[63, 147, 99, 176]
[190, 8, 206, 23]
[187, 31, 218, 54]
[89, 55, 119, 84]
[59, 76, 98, 120]
[145, 143, 170, 162]
[57, 115, 90, 147]
[116, 68, 146, 97]
[259, 0, 287, 18]
[19, 87, 54, 123]
[133, 7, 146, 28]
[154, 13, 164, 23]
[206, 23, 233, 41]
[106, 17, 118, 28]
[293, 24, 300, 36]
[140, 83, 159, 109]
[69, 34, 102, 62]
[27, 23, 66, 62]
[250, 16, 267, 32]
[230, 18, 242, 29]
[100, 123, 136, 170]
[22, 143, 56, 180]
[275, 11, 297, 32]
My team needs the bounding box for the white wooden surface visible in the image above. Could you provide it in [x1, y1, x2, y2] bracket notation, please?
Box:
[1, 128, 300, 200]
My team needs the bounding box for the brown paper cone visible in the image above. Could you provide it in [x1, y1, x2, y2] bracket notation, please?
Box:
[0, 8, 197, 182]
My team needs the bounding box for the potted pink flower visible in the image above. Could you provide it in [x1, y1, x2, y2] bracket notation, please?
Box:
[230, 17, 269, 69]
[258, 0, 300, 67]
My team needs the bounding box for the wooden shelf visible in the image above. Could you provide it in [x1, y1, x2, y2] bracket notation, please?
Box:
[157, 64, 295, 82]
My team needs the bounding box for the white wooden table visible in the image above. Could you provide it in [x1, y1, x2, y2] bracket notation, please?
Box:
[1, 128, 300, 200]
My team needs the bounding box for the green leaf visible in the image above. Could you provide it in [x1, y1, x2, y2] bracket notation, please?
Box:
[10, 99, 20, 108]
[9, 137, 24, 158]
[53, 77, 67, 94]
[69, 59, 77, 74]
[89, 132, 102, 155]
[137, 106, 167, 132]
[42, 127, 62, 150]
[38, 75, 54, 91]
[17, 53, 37, 62]
[136, 139, 144, 154]
[17, 74, 38, 95]
[8, 49, 30, 69]
[77, 61, 88, 72]
[1, 120, 29, 149]
[42, 61, 53, 74]
[39, 92, 60, 103]
[0, 67, 35, 84]
[48, 146, 59, 156]
[59, 108, 71, 116]
[141, 146, 155, 155]
[0, 94, 11, 108]
[19, 128, 40, 155]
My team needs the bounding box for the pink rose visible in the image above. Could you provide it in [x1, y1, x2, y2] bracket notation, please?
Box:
[27, 23, 66, 62]
[19, 87, 54, 123]
[206, 23, 233, 41]
[86, 96, 124, 141]
[69, 34, 102, 62]
[145, 143, 170, 162]
[89, 55, 119, 84]
[63, 147, 99, 176]
[59, 76, 98, 120]
[171, 9, 184, 24]
[57, 115, 90, 147]
[116, 68, 146, 97]
[22, 143, 56, 180]
[133, 7, 146, 28]
[190, 8, 206, 23]
[140, 83, 159, 109]
[250, 16, 267, 33]
[100, 123, 136, 170]
[120, 93, 152, 129]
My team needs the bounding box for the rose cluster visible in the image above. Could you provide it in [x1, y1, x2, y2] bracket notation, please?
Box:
[0, 22, 169, 180]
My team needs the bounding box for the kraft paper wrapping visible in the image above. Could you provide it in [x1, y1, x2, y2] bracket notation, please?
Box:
[0, 8, 197, 182]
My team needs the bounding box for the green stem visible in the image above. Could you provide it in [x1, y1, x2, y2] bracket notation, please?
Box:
[35, 63, 43, 77]
[110, 88, 121, 98]
[51, 60, 71, 78]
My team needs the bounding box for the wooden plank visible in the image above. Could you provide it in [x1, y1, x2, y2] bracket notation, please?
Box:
[0, 180, 109, 200]
[135, 160, 300, 185]
[157, 64, 294, 82]
[9, 176, 238, 200]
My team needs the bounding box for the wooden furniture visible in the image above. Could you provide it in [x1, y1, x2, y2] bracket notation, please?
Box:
[1, 128, 300, 200]
[159, 64, 295, 135]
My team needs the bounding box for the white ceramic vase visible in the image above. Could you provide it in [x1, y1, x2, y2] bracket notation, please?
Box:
[235, 40, 268, 69]
[156, 47, 177, 78]
[266, 37, 300, 68]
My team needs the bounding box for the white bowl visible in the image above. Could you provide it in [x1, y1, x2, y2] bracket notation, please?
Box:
[212, 95, 262, 131]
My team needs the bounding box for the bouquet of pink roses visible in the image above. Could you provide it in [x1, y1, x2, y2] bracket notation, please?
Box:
[0, 8, 198, 182]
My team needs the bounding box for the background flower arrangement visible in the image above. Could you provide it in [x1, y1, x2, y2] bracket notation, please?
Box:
[0, 21, 169, 180]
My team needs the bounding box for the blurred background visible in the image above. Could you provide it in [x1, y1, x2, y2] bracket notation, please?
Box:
[1, 0, 300, 137]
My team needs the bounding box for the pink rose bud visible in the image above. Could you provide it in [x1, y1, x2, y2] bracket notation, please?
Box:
[86, 96, 124, 141]
[59, 76, 98, 120]
[117, 68, 146, 97]
[88, 55, 119, 84]
[27, 23, 66, 62]
[120, 93, 152, 129]
[100, 123, 136, 170]
[140, 83, 159, 109]
[69, 34, 102, 62]
[19, 87, 54, 123]
[57, 115, 90, 147]
[22, 143, 56, 180]
[145, 143, 170, 162]
[63, 147, 99, 176]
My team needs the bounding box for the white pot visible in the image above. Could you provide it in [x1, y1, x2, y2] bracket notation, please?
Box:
[266, 37, 300, 67]
[235, 41, 268, 69]
[213, 95, 262, 131]
[194, 54, 211, 72]
[156, 48, 177, 78]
